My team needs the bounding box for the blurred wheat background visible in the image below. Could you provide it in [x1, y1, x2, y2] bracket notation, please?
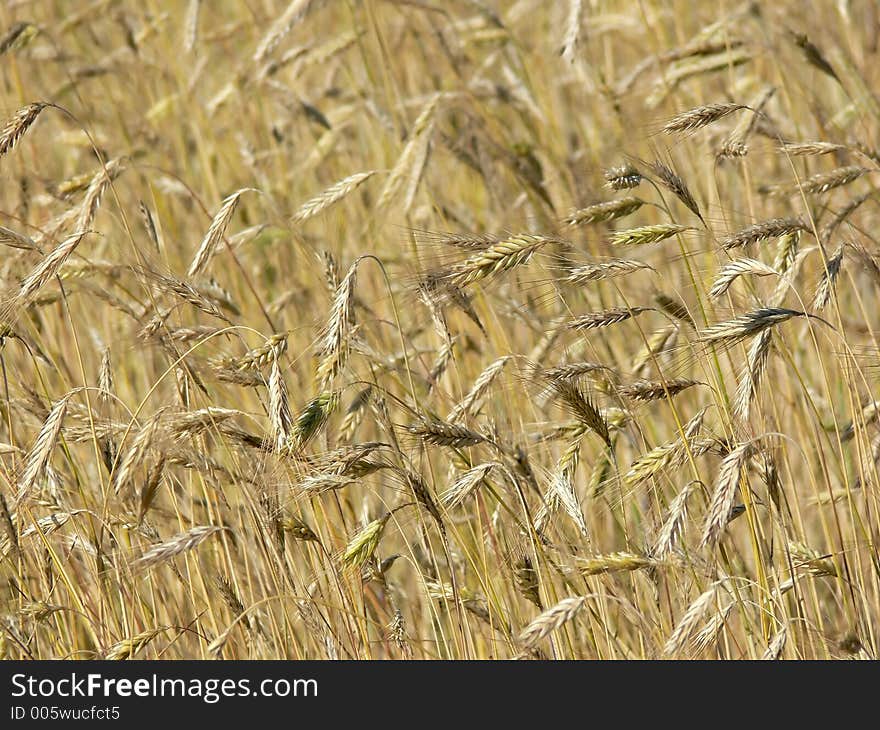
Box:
[0, 0, 879, 659]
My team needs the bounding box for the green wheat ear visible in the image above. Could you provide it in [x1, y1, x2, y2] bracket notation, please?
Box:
[341, 513, 392, 569]
[290, 390, 339, 451]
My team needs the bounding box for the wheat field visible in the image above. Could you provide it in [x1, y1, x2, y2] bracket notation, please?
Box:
[0, 0, 879, 660]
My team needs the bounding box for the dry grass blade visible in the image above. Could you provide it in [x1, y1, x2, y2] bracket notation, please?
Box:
[632, 325, 679, 374]
[762, 624, 788, 659]
[184, 0, 200, 52]
[823, 194, 872, 242]
[560, 0, 582, 64]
